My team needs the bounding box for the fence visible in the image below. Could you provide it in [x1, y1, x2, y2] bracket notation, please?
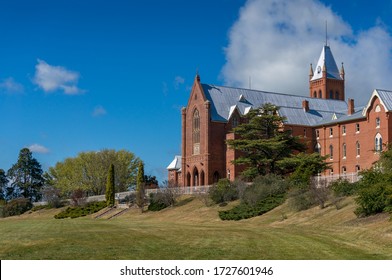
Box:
[312, 172, 361, 186]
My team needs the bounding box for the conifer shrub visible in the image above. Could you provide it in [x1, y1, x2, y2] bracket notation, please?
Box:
[54, 201, 106, 219]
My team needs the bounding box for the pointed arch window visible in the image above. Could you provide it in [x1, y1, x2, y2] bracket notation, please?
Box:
[318, 90, 322, 98]
[329, 145, 333, 160]
[375, 133, 383, 152]
[193, 109, 200, 155]
[342, 143, 346, 158]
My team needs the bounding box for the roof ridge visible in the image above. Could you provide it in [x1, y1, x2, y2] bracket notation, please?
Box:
[203, 83, 347, 104]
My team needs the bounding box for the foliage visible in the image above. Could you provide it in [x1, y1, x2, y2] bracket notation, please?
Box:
[148, 188, 179, 211]
[54, 201, 107, 219]
[1, 198, 33, 217]
[354, 183, 392, 217]
[70, 189, 87, 206]
[330, 179, 360, 197]
[0, 169, 8, 201]
[144, 175, 158, 187]
[208, 179, 238, 204]
[219, 193, 286, 220]
[287, 153, 330, 186]
[135, 162, 146, 211]
[6, 148, 44, 202]
[41, 186, 63, 208]
[288, 187, 316, 211]
[48, 149, 140, 196]
[105, 164, 115, 206]
[227, 103, 306, 180]
[241, 174, 288, 207]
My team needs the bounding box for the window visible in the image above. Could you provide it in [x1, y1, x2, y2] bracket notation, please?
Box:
[330, 168, 334, 176]
[329, 145, 333, 160]
[232, 116, 238, 128]
[342, 125, 346, 135]
[193, 109, 200, 155]
[342, 143, 346, 158]
[316, 129, 320, 138]
[315, 143, 321, 153]
[335, 91, 339, 99]
[375, 105, 381, 112]
[356, 123, 360, 133]
[375, 133, 383, 152]
[376, 117, 380, 128]
[329, 127, 333, 137]
[329, 90, 334, 99]
[342, 166, 347, 175]
[318, 90, 322, 98]
[303, 128, 307, 138]
[313, 91, 317, 98]
[355, 165, 361, 173]
[356, 141, 360, 157]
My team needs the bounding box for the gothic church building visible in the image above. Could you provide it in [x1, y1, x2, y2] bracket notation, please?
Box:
[167, 45, 392, 187]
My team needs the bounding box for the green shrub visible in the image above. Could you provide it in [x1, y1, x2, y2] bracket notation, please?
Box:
[242, 174, 288, 206]
[147, 188, 179, 211]
[330, 179, 360, 197]
[219, 193, 286, 220]
[288, 187, 317, 211]
[2, 198, 33, 217]
[354, 183, 392, 217]
[208, 179, 238, 204]
[54, 201, 106, 219]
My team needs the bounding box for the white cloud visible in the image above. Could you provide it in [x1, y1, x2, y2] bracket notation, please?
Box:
[174, 76, 185, 90]
[221, 0, 392, 105]
[0, 77, 24, 94]
[28, 144, 50, 154]
[92, 105, 107, 117]
[33, 59, 85, 95]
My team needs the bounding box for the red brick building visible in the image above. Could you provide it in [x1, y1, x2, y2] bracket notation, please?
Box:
[167, 45, 391, 186]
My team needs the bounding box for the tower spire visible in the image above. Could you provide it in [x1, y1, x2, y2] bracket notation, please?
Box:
[325, 20, 328, 46]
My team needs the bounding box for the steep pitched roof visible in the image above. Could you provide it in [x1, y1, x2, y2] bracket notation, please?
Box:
[311, 45, 342, 81]
[201, 84, 348, 126]
[167, 155, 181, 170]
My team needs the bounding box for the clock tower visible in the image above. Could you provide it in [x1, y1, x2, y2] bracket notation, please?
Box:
[309, 45, 345, 101]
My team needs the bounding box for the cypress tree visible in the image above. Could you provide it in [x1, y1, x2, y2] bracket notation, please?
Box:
[136, 162, 145, 211]
[105, 164, 115, 207]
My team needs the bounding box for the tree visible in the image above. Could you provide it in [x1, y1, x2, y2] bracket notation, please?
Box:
[226, 103, 306, 179]
[135, 161, 146, 211]
[106, 164, 115, 207]
[7, 148, 44, 202]
[0, 169, 8, 201]
[48, 149, 140, 196]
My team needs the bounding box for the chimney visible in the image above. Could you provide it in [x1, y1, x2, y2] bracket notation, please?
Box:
[348, 98, 355, 115]
[302, 100, 309, 112]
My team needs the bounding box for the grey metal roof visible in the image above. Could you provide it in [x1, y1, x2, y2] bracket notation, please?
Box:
[375, 89, 392, 110]
[311, 45, 342, 81]
[316, 109, 365, 126]
[201, 84, 348, 126]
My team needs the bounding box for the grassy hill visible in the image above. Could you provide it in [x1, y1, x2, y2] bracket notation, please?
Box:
[0, 196, 391, 259]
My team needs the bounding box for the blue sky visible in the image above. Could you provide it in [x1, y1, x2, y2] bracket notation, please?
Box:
[1, 0, 392, 183]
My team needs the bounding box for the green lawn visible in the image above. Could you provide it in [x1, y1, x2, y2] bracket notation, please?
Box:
[1, 197, 391, 259]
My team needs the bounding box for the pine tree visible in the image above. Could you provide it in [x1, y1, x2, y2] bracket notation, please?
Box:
[227, 103, 306, 180]
[135, 161, 145, 211]
[105, 164, 115, 207]
[7, 148, 44, 202]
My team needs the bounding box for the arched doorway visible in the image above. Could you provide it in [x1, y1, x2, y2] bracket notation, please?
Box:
[200, 170, 205, 186]
[193, 167, 199, 186]
[186, 172, 191, 187]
